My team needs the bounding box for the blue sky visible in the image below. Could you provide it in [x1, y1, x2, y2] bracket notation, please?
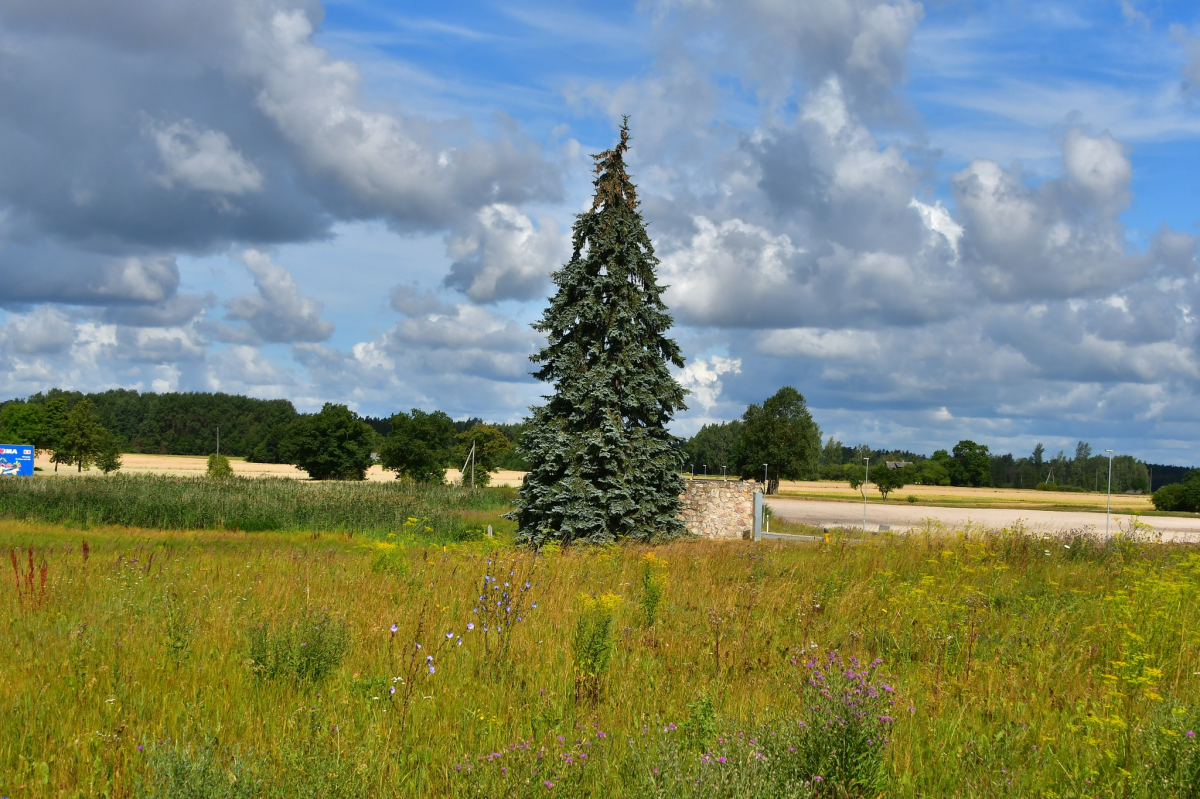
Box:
[1, 0, 1199, 464]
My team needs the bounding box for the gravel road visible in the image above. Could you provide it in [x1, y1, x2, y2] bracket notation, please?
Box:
[765, 498, 1200, 543]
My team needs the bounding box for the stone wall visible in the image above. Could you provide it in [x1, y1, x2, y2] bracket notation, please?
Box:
[679, 479, 762, 540]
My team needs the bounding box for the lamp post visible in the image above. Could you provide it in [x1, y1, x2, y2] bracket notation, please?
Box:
[763, 463, 769, 493]
[704, 465, 707, 479]
[863, 457, 870, 534]
[721, 465, 727, 485]
[1105, 449, 1114, 537]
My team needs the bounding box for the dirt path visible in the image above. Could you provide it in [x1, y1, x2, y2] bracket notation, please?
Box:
[766, 497, 1200, 543]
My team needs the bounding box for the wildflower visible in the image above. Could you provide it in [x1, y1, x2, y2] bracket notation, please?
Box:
[543, 781, 554, 788]
[813, 776, 824, 782]
[390, 624, 398, 633]
[429, 665, 435, 674]
[427, 654, 433, 662]
[457, 637, 462, 645]
[717, 756, 727, 763]
[137, 745, 144, 751]
[532, 603, 538, 609]
[390, 686, 396, 695]
[468, 622, 475, 631]
[1187, 731, 1196, 738]
[446, 631, 454, 639]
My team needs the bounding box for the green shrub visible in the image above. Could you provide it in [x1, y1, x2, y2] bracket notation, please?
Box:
[680, 693, 717, 753]
[1152, 477, 1200, 512]
[206, 453, 233, 479]
[247, 608, 350, 683]
[137, 742, 261, 799]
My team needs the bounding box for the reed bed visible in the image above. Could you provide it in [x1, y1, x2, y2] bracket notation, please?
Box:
[1, 520, 1198, 797]
[0, 474, 514, 541]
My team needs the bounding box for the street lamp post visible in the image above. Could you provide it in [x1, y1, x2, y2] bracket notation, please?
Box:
[1105, 449, 1114, 537]
[721, 466, 727, 485]
[863, 457, 870, 534]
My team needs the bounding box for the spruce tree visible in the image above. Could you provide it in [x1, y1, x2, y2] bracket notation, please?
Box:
[514, 121, 687, 546]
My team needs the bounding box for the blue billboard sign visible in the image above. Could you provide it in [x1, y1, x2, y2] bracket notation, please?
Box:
[0, 445, 34, 476]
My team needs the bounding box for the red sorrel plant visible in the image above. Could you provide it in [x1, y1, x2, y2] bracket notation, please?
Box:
[10, 546, 48, 610]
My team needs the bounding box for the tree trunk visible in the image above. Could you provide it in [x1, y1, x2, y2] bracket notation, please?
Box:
[768, 477, 779, 495]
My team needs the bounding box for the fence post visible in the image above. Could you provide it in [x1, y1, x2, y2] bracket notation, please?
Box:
[753, 490, 763, 542]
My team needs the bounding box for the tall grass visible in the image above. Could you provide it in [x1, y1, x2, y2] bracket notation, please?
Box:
[0, 474, 514, 540]
[0, 519, 1198, 797]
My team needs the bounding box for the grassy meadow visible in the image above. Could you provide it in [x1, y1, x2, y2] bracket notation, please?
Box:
[1, 477, 1199, 798]
[0, 474, 515, 542]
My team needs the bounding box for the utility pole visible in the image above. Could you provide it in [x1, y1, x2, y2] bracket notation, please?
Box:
[1105, 449, 1114, 537]
[863, 457, 870, 534]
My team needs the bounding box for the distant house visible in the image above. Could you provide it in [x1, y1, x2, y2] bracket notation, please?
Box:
[885, 461, 912, 470]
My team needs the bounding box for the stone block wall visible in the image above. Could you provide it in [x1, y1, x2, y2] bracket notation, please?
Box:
[679, 479, 762, 540]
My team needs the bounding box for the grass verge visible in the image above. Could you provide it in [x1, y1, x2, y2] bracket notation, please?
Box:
[0, 474, 516, 542]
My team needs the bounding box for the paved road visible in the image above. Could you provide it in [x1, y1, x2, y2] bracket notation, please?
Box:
[765, 498, 1200, 543]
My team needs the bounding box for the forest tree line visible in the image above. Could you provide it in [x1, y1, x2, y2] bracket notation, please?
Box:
[682, 420, 1168, 493]
[0, 389, 529, 479]
[0, 387, 1186, 493]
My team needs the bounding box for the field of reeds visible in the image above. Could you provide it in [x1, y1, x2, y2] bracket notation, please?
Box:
[2, 509, 1199, 798]
[0, 474, 514, 542]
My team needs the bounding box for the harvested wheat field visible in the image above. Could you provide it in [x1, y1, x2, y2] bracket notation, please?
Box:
[31, 453, 529, 486]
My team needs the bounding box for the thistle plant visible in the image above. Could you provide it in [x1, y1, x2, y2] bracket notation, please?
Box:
[791, 651, 897, 795]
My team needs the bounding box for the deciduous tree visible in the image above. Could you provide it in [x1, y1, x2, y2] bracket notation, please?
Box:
[734, 387, 821, 494]
[951, 440, 991, 487]
[58, 398, 105, 472]
[379, 409, 456, 483]
[281, 403, 375, 481]
[452, 424, 512, 487]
